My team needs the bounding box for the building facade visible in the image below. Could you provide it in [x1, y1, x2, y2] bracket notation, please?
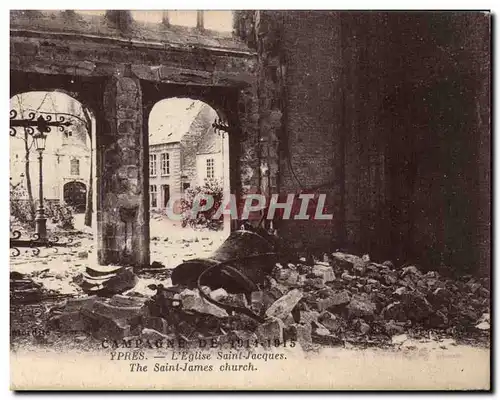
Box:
[149, 100, 226, 211]
[10, 92, 91, 211]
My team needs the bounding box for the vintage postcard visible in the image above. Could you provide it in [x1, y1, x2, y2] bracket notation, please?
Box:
[9, 10, 491, 390]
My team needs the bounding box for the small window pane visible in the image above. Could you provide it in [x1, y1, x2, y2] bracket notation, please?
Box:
[131, 11, 163, 24]
[75, 10, 106, 16]
[70, 159, 80, 176]
[203, 11, 233, 32]
[168, 11, 197, 28]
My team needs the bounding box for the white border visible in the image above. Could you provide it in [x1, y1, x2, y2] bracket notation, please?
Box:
[2, 3, 497, 398]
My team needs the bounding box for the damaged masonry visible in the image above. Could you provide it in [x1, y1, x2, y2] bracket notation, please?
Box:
[9, 9, 490, 386]
[15, 227, 490, 351]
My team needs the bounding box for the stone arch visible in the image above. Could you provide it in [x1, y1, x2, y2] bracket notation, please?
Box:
[10, 85, 98, 233]
[141, 81, 244, 231]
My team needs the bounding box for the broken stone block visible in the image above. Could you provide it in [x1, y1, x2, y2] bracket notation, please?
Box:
[142, 316, 168, 334]
[282, 313, 296, 328]
[267, 278, 289, 299]
[109, 294, 147, 308]
[330, 252, 355, 270]
[249, 291, 268, 314]
[79, 305, 132, 340]
[63, 296, 100, 312]
[352, 261, 367, 276]
[475, 321, 490, 331]
[347, 296, 376, 319]
[430, 287, 453, 306]
[318, 311, 343, 333]
[358, 321, 370, 335]
[228, 330, 258, 343]
[290, 323, 312, 349]
[314, 326, 331, 336]
[141, 327, 171, 342]
[256, 317, 284, 343]
[225, 293, 248, 308]
[312, 333, 342, 346]
[426, 310, 449, 328]
[282, 270, 300, 286]
[210, 288, 228, 301]
[265, 289, 303, 320]
[92, 300, 147, 323]
[49, 296, 100, 332]
[384, 273, 398, 285]
[391, 333, 408, 345]
[381, 301, 406, 322]
[402, 265, 421, 277]
[316, 290, 351, 312]
[393, 287, 407, 296]
[179, 289, 228, 318]
[304, 277, 326, 289]
[341, 271, 355, 281]
[299, 310, 320, 325]
[384, 320, 405, 336]
[404, 292, 434, 322]
[50, 311, 86, 332]
[297, 264, 313, 275]
[474, 313, 490, 330]
[276, 268, 300, 286]
[312, 264, 336, 283]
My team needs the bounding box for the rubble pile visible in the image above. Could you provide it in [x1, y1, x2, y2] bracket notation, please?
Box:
[10, 271, 72, 304]
[47, 251, 490, 349]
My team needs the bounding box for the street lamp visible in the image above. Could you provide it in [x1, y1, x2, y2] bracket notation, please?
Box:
[33, 130, 48, 240]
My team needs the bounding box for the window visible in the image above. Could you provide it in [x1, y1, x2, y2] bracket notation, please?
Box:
[149, 154, 157, 176]
[162, 11, 233, 33]
[70, 159, 80, 176]
[206, 158, 215, 179]
[183, 182, 191, 192]
[161, 153, 170, 176]
[161, 184, 170, 208]
[150, 185, 157, 208]
[168, 11, 198, 27]
[203, 11, 233, 32]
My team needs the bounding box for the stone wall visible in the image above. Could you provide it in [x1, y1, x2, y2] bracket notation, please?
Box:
[339, 12, 491, 273]
[243, 11, 490, 273]
[97, 75, 148, 266]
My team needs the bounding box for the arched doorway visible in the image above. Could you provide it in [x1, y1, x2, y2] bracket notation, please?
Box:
[147, 97, 231, 267]
[63, 181, 87, 213]
[9, 90, 96, 252]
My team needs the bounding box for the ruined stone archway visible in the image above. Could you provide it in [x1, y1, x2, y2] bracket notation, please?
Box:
[145, 96, 233, 267]
[11, 11, 260, 268]
[141, 80, 250, 231]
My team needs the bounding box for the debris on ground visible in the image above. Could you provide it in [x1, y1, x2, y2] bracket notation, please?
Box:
[79, 265, 138, 296]
[45, 245, 490, 350]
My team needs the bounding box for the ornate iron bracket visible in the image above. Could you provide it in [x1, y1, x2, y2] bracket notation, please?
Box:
[10, 110, 73, 138]
[10, 230, 74, 257]
[212, 118, 230, 134]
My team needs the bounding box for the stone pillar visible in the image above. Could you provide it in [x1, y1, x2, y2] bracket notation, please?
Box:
[96, 75, 149, 267]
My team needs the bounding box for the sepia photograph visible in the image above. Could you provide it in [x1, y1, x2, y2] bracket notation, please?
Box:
[8, 9, 491, 390]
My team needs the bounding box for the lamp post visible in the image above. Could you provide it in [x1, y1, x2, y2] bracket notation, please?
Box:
[33, 131, 48, 240]
[10, 110, 75, 255]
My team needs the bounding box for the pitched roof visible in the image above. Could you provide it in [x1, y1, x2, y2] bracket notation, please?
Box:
[149, 98, 206, 145]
